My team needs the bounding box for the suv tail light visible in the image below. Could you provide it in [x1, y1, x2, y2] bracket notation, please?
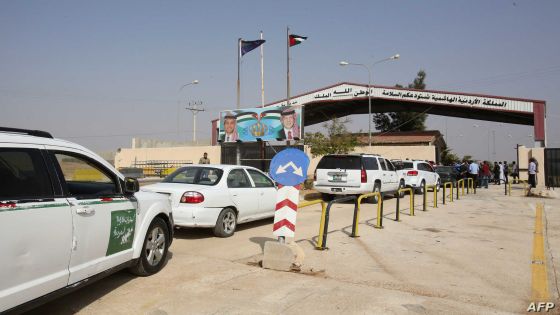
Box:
[407, 170, 418, 176]
[314, 169, 317, 181]
[180, 191, 205, 203]
[361, 167, 367, 183]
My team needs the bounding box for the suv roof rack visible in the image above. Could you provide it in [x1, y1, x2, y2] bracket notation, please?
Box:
[0, 127, 53, 139]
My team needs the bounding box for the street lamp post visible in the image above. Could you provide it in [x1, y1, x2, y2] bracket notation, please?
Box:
[178, 80, 199, 137]
[339, 54, 399, 146]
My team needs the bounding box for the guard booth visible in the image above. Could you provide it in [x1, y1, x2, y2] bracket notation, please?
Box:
[220, 142, 304, 173]
[545, 148, 560, 188]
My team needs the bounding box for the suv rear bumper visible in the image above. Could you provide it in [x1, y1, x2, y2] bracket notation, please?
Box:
[314, 183, 374, 195]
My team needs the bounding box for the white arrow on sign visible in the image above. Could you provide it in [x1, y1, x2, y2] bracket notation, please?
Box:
[276, 161, 303, 177]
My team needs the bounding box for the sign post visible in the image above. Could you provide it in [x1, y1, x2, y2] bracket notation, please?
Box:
[269, 148, 310, 242]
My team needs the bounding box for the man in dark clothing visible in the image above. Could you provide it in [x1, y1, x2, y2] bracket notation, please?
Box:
[503, 161, 509, 184]
[493, 162, 500, 185]
[511, 161, 519, 184]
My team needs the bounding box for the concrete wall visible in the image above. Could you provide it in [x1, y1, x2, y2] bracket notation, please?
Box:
[116, 144, 436, 177]
[516, 145, 544, 181]
[115, 146, 220, 169]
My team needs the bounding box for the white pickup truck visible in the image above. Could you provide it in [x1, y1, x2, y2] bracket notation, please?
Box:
[0, 127, 173, 313]
[313, 154, 406, 203]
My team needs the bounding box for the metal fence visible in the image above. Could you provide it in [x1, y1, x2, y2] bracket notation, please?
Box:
[131, 160, 193, 178]
[545, 148, 560, 188]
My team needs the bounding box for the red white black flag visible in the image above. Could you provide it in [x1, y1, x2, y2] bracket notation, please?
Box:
[289, 34, 307, 47]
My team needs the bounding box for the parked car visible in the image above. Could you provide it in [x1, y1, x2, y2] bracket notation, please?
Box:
[435, 166, 460, 187]
[142, 165, 277, 237]
[0, 127, 173, 313]
[313, 154, 405, 203]
[394, 160, 441, 193]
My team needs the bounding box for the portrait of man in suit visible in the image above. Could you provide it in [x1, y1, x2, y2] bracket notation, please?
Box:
[277, 107, 300, 141]
[220, 112, 239, 142]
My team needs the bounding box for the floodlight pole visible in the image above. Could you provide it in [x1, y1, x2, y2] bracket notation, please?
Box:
[339, 54, 399, 146]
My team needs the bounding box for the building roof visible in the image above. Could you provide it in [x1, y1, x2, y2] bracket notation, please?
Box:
[355, 130, 443, 145]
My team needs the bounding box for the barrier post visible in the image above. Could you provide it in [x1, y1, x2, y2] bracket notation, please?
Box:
[456, 182, 459, 200]
[395, 190, 401, 221]
[320, 196, 357, 250]
[443, 182, 453, 203]
[423, 184, 427, 211]
[396, 188, 414, 219]
[298, 199, 327, 250]
[466, 178, 470, 194]
[356, 192, 384, 230]
[434, 185, 438, 208]
[351, 200, 359, 238]
[457, 179, 465, 196]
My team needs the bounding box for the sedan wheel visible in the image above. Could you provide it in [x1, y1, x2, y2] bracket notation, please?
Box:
[214, 208, 237, 237]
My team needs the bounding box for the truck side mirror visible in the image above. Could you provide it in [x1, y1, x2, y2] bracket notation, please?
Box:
[124, 177, 140, 194]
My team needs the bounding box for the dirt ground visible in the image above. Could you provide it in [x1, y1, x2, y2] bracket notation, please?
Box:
[28, 184, 560, 314]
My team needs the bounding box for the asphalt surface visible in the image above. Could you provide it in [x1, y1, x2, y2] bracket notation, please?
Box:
[27, 183, 560, 314]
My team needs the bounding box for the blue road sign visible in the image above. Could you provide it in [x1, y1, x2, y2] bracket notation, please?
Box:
[269, 148, 310, 186]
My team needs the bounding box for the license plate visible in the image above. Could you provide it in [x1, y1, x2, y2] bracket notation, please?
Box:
[332, 174, 343, 181]
[331, 188, 342, 192]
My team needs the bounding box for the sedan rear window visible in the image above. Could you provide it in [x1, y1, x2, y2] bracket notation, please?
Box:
[402, 162, 414, 169]
[317, 156, 361, 170]
[163, 167, 223, 185]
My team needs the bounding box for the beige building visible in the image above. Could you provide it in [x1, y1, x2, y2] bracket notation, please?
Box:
[115, 132, 445, 177]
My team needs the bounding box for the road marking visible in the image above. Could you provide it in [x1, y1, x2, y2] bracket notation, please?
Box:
[531, 202, 549, 301]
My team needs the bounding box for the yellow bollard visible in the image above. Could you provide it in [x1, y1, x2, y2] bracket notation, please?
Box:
[356, 192, 384, 234]
[444, 182, 453, 202]
[395, 187, 414, 220]
[457, 179, 466, 196]
[298, 199, 327, 249]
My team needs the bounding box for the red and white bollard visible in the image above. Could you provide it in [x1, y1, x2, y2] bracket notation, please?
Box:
[273, 184, 301, 242]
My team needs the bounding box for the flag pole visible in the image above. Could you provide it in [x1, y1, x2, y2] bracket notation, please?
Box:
[287, 26, 290, 106]
[237, 38, 241, 109]
[260, 31, 265, 107]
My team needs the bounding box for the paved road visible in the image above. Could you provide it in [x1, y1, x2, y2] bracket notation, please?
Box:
[28, 184, 559, 314]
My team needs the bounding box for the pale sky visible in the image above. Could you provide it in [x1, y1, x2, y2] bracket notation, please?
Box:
[1, 0, 559, 161]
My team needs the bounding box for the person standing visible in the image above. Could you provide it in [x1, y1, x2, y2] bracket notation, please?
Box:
[498, 162, 505, 185]
[528, 157, 537, 194]
[511, 161, 519, 184]
[468, 160, 479, 189]
[199, 152, 210, 164]
[493, 161, 500, 185]
[481, 161, 491, 188]
[503, 161, 509, 184]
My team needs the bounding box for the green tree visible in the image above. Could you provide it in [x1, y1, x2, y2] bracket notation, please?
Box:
[440, 144, 460, 165]
[373, 70, 428, 132]
[304, 117, 358, 157]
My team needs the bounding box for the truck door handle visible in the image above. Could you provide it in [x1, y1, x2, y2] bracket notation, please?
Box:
[76, 207, 95, 215]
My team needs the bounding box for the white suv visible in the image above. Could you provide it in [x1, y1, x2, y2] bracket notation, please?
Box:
[0, 127, 173, 313]
[394, 160, 441, 193]
[313, 154, 405, 202]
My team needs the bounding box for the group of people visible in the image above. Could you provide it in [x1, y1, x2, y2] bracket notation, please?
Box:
[456, 160, 522, 189]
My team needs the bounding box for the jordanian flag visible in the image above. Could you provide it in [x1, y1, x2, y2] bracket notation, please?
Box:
[241, 39, 265, 56]
[289, 34, 307, 47]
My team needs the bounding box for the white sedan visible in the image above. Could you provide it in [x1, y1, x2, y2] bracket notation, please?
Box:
[142, 165, 277, 237]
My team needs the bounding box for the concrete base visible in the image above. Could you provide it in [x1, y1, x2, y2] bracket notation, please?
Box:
[262, 241, 305, 272]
